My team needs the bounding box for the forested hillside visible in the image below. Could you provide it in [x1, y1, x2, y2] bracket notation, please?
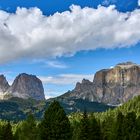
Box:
[0, 97, 113, 121]
[1, 95, 140, 140]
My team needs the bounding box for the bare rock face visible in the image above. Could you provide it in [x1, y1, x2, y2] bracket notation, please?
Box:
[64, 62, 140, 105]
[0, 75, 10, 99]
[7, 73, 45, 100]
[93, 62, 140, 104]
[68, 79, 96, 101]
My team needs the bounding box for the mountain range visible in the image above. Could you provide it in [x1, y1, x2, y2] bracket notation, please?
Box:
[0, 61, 140, 120]
[60, 62, 140, 105]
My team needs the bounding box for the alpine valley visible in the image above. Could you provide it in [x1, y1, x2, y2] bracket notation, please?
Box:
[0, 62, 140, 120]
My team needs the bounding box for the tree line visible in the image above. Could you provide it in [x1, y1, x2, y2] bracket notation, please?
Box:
[0, 98, 140, 140]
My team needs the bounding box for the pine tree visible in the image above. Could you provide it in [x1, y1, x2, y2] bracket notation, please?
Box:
[89, 115, 102, 140]
[0, 121, 13, 140]
[136, 116, 140, 139]
[14, 114, 37, 140]
[78, 110, 89, 140]
[6, 122, 13, 140]
[123, 112, 137, 140]
[115, 111, 124, 140]
[40, 100, 71, 140]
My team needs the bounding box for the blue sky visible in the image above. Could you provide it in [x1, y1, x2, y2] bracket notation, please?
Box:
[0, 0, 140, 99]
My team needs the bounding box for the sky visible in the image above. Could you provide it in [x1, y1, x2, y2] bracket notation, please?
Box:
[0, 0, 140, 99]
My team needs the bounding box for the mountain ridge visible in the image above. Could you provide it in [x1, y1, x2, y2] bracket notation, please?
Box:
[59, 61, 140, 105]
[1, 61, 140, 105]
[1, 61, 140, 120]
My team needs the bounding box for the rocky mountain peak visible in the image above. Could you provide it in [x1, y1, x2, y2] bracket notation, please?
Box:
[0, 75, 10, 98]
[62, 62, 140, 105]
[74, 79, 93, 91]
[67, 79, 95, 101]
[82, 79, 91, 84]
[6, 73, 45, 100]
[115, 61, 139, 69]
[117, 61, 136, 65]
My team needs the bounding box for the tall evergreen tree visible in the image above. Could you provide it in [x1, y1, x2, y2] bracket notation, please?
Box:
[101, 114, 116, 140]
[78, 110, 89, 140]
[136, 116, 140, 139]
[40, 100, 71, 140]
[14, 114, 37, 140]
[6, 122, 13, 140]
[89, 115, 102, 140]
[0, 121, 13, 140]
[123, 112, 137, 140]
[116, 111, 124, 140]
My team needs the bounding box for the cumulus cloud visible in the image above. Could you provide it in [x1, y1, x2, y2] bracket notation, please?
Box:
[39, 73, 94, 85]
[0, 5, 140, 63]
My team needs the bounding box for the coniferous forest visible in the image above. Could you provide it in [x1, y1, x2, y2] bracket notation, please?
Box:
[1, 96, 140, 140]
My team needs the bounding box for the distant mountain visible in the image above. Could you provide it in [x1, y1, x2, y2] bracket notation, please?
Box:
[1, 62, 140, 105]
[60, 62, 140, 105]
[1, 62, 140, 120]
[0, 75, 10, 99]
[0, 73, 45, 100]
[0, 72, 113, 121]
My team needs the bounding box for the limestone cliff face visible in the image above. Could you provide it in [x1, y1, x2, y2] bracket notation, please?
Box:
[69, 79, 96, 101]
[0, 73, 45, 100]
[64, 62, 140, 105]
[0, 75, 10, 99]
[94, 62, 140, 105]
[7, 73, 45, 100]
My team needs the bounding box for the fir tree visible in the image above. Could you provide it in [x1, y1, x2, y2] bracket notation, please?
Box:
[14, 114, 37, 140]
[0, 121, 13, 140]
[116, 111, 125, 140]
[6, 122, 13, 140]
[89, 115, 102, 140]
[123, 112, 137, 140]
[136, 116, 140, 139]
[40, 100, 71, 140]
[78, 110, 89, 140]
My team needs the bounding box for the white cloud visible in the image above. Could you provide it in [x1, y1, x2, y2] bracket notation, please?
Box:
[45, 95, 53, 100]
[32, 59, 68, 68]
[44, 89, 62, 99]
[110, 66, 114, 69]
[46, 61, 68, 69]
[39, 73, 94, 85]
[138, 0, 140, 6]
[0, 5, 140, 63]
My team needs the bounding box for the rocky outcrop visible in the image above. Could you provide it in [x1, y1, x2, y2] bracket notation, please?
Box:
[94, 62, 140, 105]
[7, 73, 45, 100]
[0, 75, 10, 99]
[63, 62, 140, 105]
[0, 73, 45, 100]
[66, 79, 96, 101]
